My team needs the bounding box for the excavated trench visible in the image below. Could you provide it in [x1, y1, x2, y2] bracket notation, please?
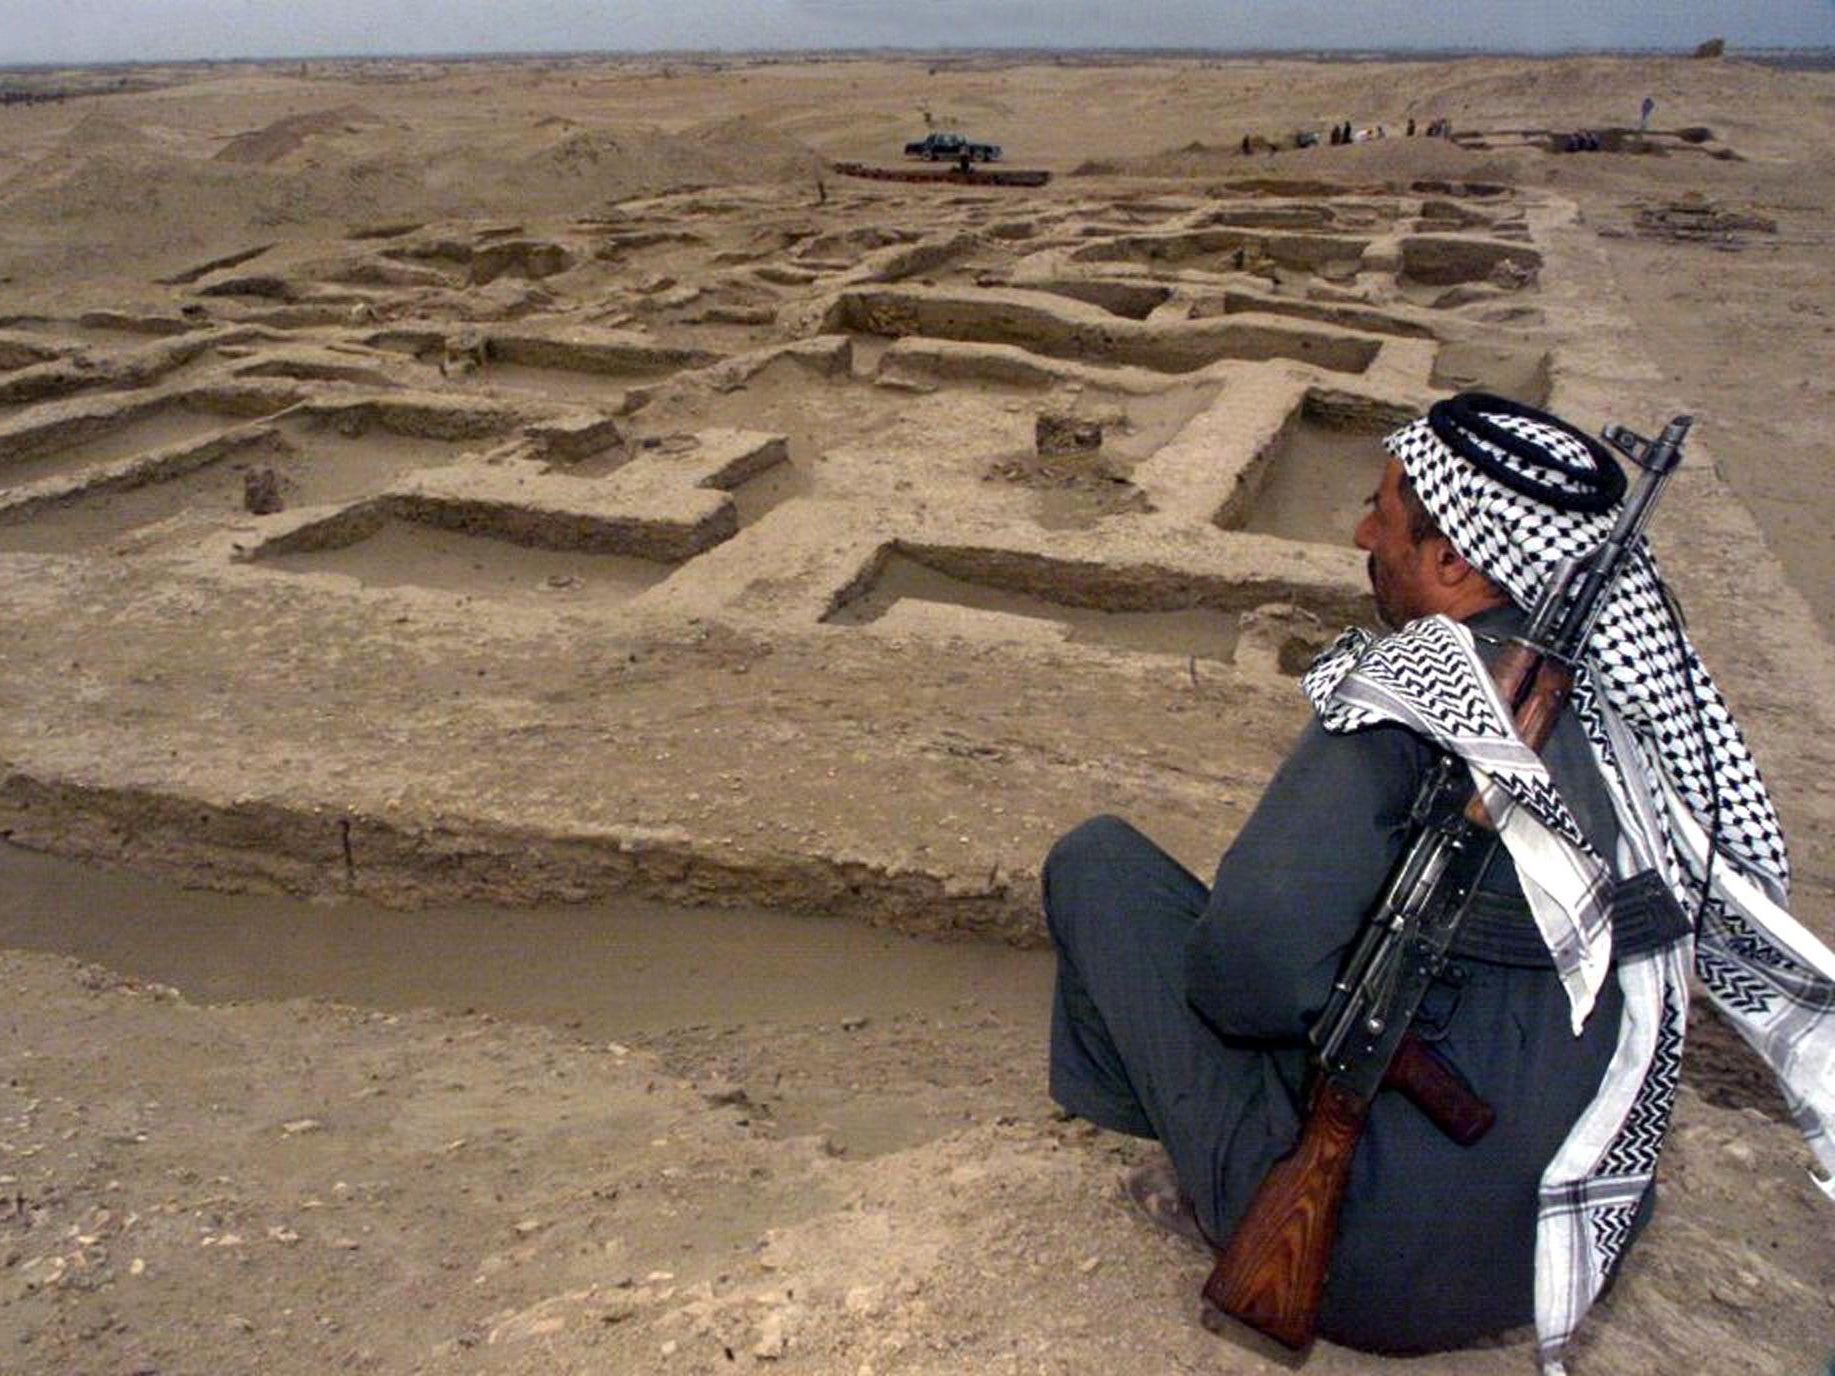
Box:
[0, 406, 521, 556]
[0, 840, 1057, 1157]
[0, 407, 236, 486]
[261, 516, 681, 602]
[1225, 412, 1392, 546]
[826, 551, 1246, 664]
[0, 430, 291, 553]
[829, 287, 1384, 375]
[0, 840, 1050, 1038]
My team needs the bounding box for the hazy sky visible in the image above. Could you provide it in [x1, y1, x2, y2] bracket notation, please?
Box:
[5, 0, 1832, 66]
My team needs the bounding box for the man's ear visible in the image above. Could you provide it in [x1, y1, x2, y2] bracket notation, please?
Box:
[1428, 536, 1478, 587]
[1428, 537, 1511, 611]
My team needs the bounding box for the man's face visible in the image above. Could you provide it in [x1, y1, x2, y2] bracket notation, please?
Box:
[1354, 458, 1436, 628]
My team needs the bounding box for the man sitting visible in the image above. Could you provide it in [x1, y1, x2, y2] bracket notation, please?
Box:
[1044, 394, 1835, 1366]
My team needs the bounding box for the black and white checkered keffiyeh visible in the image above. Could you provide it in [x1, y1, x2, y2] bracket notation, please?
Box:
[1385, 402, 1790, 892]
[1299, 397, 1835, 1373]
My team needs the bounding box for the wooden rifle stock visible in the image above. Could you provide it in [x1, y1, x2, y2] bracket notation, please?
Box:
[1202, 1077, 1365, 1350]
[1201, 1033, 1494, 1348]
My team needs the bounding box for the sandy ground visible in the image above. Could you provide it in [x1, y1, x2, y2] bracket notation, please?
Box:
[1, 51, 1833, 1374]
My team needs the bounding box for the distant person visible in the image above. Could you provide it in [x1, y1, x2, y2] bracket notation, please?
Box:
[1043, 393, 1835, 1363]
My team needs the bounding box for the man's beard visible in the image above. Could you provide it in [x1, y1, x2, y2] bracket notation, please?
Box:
[1366, 554, 1405, 629]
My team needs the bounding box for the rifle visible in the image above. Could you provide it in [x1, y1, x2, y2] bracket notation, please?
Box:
[1202, 413, 1692, 1350]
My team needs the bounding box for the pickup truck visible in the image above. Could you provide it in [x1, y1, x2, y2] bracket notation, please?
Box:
[902, 132, 1001, 163]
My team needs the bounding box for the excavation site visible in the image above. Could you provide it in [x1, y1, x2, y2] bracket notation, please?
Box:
[0, 50, 1830, 1376]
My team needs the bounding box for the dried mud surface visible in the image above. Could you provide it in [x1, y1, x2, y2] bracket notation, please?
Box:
[1, 53, 1832, 1375]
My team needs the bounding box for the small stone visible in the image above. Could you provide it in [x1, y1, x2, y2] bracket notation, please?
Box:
[839, 1016, 869, 1032]
[243, 468, 285, 515]
[281, 1118, 323, 1136]
[1710, 1275, 1760, 1310]
[660, 1339, 678, 1356]
[1077, 1256, 1101, 1274]
[753, 1312, 788, 1360]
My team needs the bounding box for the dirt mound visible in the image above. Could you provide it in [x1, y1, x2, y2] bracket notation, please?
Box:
[0, 115, 815, 267]
[0, 141, 434, 277]
[1313, 138, 1532, 189]
[0, 114, 166, 209]
[506, 127, 738, 206]
[504, 121, 823, 211]
[678, 114, 828, 183]
[1166, 55, 1816, 169]
[57, 110, 153, 153]
[214, 103, 384, 165]
[1393, 55, 1797, 141]
[1107, 134, 1529, 191]
[523, 127, 641, 175]
[0, 145, 222, 225]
